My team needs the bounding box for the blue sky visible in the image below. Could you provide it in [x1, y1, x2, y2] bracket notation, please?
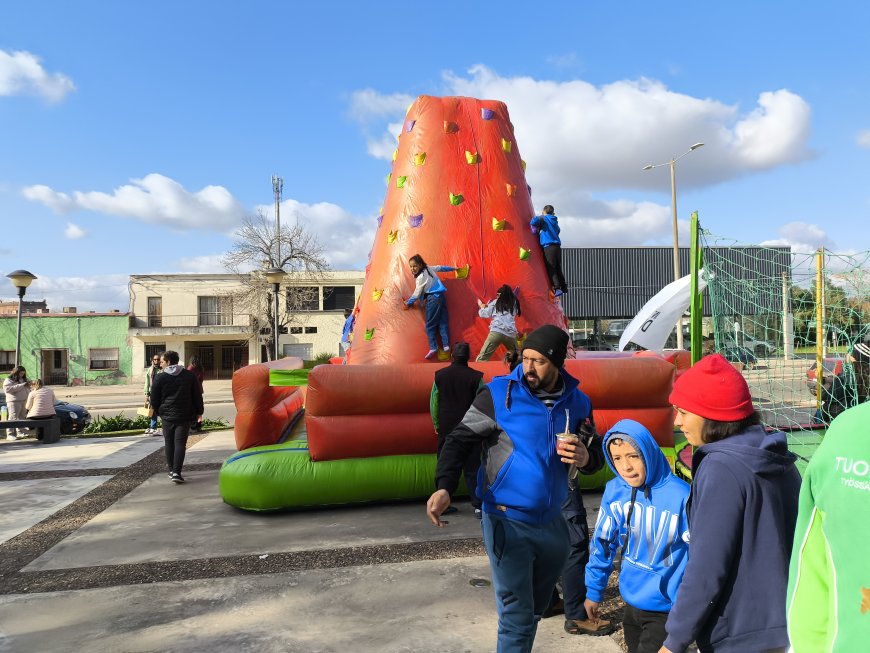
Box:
[2, 2, 869, 311]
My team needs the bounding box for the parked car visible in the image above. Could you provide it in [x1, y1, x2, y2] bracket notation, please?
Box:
[0, 391, 92, 434]
[725, 337, 776, 357]
[722, 346, 758, 369]
[806, 358, 845, 393]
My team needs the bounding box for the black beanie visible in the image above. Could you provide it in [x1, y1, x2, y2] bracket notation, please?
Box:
[452, 342, 471, 364]
[522, 325, 569, 368]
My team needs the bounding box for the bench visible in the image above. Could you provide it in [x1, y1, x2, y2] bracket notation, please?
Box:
[2, 417, 62, 444]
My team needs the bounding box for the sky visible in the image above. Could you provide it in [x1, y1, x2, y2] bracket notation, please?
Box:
[2, 2, 869, 311]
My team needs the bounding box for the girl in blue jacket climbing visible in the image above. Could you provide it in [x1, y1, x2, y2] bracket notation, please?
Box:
[403, 253, 456, 360]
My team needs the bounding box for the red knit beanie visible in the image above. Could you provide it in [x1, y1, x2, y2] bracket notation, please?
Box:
[669, 353, 754, 421]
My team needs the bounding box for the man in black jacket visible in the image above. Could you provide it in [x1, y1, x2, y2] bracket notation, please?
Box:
[430, 343, 484, 515]
[150, 350, 204, 484]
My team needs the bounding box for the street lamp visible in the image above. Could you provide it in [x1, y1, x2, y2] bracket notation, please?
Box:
[643, 142, 705, 349]
[263, 267, 287, 360]
[6, 269, 37, 367]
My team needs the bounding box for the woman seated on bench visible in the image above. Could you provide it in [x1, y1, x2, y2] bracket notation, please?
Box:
[25, 379, 57, 440]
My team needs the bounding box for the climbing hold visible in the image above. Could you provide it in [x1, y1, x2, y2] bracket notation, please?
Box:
[414, 152, 426, 166]
[386, 173, 392, 186]
[405, 119, 416, 133]
[387, 230, 398, 244]
[492, 217, 506, 231]
[443, 121, 459, 133]
[519, 247, 530, 260]
[506, 183, 516, 197]
[501, 138, 512, 153]
[521, 159, 526, 171]
[365, 328, 375, 341]
[481, 108, 495, 120]
[455, 265, 470, 279]
[437, 349, 451, 362]
[377, 214, 383, 228]
[392, 149, 398, 162]
[371, 289, 384, 302]
[449, 192, 464, 206]
[408, 214, 423, 228]
[465, 151, 480, 165]
[396, 175, 408, 188]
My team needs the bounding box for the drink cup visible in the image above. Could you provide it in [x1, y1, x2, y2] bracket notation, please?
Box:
[556, 432, 578, 457]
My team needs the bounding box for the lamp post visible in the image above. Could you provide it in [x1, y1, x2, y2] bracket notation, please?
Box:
[6, 270, 37, 367]
[263, 267, 287, 361]
[643, 142, 705, 349]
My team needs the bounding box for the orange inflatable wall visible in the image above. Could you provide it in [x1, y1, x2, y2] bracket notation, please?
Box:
[305, 356, 676, 462]
[232, 358, 306, 451]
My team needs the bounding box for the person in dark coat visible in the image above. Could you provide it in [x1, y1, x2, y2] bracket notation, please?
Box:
[430, 342, 484, 515]
[150, 350, 204, 484]
[661, 353, 801, 653]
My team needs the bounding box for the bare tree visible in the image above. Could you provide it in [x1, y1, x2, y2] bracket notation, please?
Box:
[222, 209, 330, 360]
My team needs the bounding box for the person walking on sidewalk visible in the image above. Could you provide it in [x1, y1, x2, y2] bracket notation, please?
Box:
[149, 350, 204, 484]
[4, 366, 31, 441]
[427, 325, 605, 652]
[186, 355, 205, 433]
[144, 353, 163, 435]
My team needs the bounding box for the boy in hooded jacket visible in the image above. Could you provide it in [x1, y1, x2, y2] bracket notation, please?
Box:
[585, 419, 690, 653]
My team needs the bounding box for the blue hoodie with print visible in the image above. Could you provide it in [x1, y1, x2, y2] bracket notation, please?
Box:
[585, 419, 690, 612]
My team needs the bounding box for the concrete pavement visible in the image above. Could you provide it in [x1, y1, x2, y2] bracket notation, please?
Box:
[0, 431, 623, 653]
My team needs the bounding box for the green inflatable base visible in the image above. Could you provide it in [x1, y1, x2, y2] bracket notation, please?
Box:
[219, 437, 618, 512]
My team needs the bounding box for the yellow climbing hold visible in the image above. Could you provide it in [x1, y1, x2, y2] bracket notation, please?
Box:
[465, 151, 480, 165]
[492, 217, 506, 231]
[437, 349, 451, 362]
[521, 160, 527, 171]
[414, 152, 426, 166]
[449, 192, 464, 206]
[455, 265, 470, 279]
[392, 149, 398, 162]
[387, 230, 398, 244]
[371, 289, 384, 302]
[506, 183, 517, 197]
[519, 247, 530, 260]
[501, 139, 512, 153]
[397, 175, 408, 188]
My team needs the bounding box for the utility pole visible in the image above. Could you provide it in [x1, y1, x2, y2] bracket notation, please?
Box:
[272, 175, 283, 266]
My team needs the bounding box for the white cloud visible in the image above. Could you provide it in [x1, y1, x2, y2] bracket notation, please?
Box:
[857, 129, 870, 149]
[22, 174, 245, 231]
[760, 221, 837, 255]
[255, 199, 377, 269]
[64, 222, 87, 239]
[9, 274, 130, 313]
[348, 66, 815, 247]
[0, 49, 75, 102]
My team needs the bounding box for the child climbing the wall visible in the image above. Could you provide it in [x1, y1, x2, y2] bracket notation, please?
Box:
[403, 254, 457, 360]
[531, 205, 567, 297]
[475, 284, 521, 361]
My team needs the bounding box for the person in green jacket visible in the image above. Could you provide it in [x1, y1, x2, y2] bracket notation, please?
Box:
[787, 401, 870, 652]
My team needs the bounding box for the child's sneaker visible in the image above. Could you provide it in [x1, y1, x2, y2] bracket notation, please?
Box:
[442, 345, 450, 352]
[424, 349, 437, 360]
[554, 289, 564, 298]
[171, 472, 185, 484]
[564, 617, 615, 636]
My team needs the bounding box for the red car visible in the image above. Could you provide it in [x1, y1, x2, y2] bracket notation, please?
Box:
[806, 358, 845, 393]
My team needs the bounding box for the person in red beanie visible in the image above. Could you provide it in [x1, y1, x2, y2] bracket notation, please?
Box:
[659, 353, 801, 653]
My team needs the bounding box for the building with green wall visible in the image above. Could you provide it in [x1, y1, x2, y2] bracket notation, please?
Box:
[0, 313, 132, 386]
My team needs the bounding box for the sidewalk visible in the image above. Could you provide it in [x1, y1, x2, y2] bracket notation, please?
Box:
[0, 430, 623, 653]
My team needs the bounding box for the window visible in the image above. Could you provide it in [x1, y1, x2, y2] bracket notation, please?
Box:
[147, 296, 162, 327]
[289, 326, 303, 334]
[323, 286, 356, 311]
[304, 326, 318, 334]
[0, 351, 14, 372]
[89, 348, 119, 370]
[288, 286, 319, 311]
[145, 343, 166, 367]
[198, 296, 232, 326]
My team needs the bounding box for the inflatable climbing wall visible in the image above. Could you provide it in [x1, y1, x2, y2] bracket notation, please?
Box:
[349, 95, 567, 365]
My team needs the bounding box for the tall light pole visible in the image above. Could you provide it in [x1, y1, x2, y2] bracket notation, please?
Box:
[272, 175, 283, 266]
[6, 270, 37, 366]
[643, 142, 705, 349]
[263, 267, 287, 361]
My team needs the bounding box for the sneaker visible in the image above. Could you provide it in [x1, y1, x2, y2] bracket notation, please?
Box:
[473, 508, 482, 519]
[171, 473, 185, 484]
[442, 345, 450, 352]
[554, 289, 564, 298]
[564, 617, 615, 636]
[424, 349, 437, 360]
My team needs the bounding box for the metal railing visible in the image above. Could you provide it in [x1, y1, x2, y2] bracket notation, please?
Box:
[129, 314, 252, 328]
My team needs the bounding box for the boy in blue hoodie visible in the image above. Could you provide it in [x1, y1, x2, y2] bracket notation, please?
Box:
[585, 419, 690, 653]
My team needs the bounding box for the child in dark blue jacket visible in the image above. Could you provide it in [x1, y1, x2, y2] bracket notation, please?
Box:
[585, 419, 690, 653]
[530, 205, 567, 297]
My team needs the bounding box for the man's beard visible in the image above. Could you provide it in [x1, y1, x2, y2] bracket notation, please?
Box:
[525, 372, 543, 390]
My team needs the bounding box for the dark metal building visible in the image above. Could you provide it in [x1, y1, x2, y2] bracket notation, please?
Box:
[560, 246, 792, 320]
